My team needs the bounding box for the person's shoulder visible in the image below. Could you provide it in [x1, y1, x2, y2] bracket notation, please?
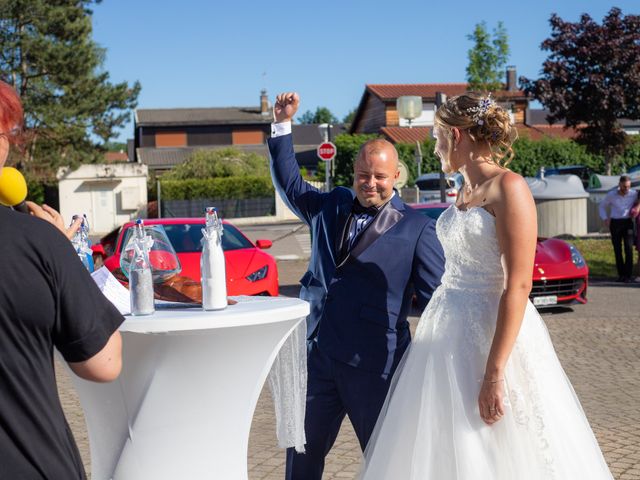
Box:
[2, 208, 69, 246]
[495, 170, 531, 199]
[497, 170, 527, 189]
[402, 204, 433, 228]
[332, 186, 355, 201]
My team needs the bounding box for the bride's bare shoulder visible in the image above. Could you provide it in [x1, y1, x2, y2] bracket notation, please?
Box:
[492, 170, 535, 215]
[483, 170, 530, 209]
[498, 170, 529, 192]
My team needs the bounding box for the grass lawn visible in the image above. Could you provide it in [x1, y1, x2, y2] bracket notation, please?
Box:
[571, 238, 639, 279]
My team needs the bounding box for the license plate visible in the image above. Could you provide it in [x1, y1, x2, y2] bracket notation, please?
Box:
[533, 295, 557, 306]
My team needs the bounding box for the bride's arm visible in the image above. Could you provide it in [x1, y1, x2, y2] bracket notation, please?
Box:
[479, 172, 537, 425]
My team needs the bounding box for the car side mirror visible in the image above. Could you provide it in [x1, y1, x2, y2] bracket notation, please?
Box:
[256, 239, 272, 249]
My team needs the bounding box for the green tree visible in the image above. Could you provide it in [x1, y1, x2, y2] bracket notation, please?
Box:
[466, 21, 510, 92]
[520, 8, 640, 174]
[163, 148, 270, 180]
[104, 141, 127, 152]
[297, 106, 339, 124]
[0, 0, 141, 181]
[342, 108, 357, 125]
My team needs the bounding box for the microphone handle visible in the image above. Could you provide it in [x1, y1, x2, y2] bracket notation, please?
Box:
[13, 201, 29, 214]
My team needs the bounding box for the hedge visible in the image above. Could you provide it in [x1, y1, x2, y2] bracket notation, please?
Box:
[160, 176, 274, 200]
[332, 133, 640, 187]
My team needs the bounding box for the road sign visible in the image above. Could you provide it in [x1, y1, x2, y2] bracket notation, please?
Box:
[317, 142, 337, 162]
[396, 161, 409, 189]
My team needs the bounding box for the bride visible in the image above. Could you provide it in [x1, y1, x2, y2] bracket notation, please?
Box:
[359, 93, 613, 479]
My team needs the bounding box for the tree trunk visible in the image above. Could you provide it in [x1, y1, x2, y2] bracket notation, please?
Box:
[605, 150, 614, 176]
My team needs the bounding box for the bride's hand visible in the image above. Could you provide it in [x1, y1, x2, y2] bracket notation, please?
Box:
[478, 378, 505, 425]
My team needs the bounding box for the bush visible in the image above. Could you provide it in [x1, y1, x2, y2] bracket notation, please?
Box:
[160, 176, 274, 200]
[508, 137, 603, 177]
[163, 148, 270, 180]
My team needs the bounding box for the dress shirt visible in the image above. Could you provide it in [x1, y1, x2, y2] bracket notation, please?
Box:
[271, 121, 292, 138]
[599, 188, 638, 220]
[347, 193, 395, 250]
[348, 210, 374, 250]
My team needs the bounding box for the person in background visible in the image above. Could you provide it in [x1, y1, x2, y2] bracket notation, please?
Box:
[599, 175, 638, 282]
[0, 79, 124, 479]
[630, 198, 640, 282]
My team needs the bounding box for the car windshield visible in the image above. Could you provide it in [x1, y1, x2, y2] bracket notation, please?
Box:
[119, 223, 253, 254]
[413, 207, 448, 220]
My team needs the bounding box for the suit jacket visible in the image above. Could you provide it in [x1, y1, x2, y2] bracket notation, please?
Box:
[268, 134, 445, 375]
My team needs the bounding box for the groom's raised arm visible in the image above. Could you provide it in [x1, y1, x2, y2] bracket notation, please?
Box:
[268, 92, 325, 225]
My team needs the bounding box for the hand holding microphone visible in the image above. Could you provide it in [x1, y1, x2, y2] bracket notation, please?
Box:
[26, 202, 82, 240]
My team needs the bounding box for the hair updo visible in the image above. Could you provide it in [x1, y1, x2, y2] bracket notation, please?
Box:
[434, 92, 517, 167]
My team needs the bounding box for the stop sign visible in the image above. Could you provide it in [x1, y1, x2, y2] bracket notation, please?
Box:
[317, 142, 337, 161]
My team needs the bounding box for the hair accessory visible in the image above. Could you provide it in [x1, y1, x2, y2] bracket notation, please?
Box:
[466, 94, 495, 126]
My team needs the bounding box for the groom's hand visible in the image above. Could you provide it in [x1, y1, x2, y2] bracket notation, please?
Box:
[274, 92, 299, 123]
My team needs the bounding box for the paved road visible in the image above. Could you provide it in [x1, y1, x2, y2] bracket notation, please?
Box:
[57, 255, 640, 479]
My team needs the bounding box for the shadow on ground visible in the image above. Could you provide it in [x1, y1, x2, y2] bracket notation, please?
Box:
[279, 284, 301, 298]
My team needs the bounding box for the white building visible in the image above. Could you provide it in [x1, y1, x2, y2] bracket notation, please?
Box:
[57, 163, 148, 235]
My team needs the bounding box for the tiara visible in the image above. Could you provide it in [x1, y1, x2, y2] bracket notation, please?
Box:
[466, 94, 495, 126]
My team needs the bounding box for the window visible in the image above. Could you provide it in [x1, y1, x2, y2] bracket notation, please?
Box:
[119, 223, 253, 255]
[155, 131, 187, 147]
[232, 130, 264, 145]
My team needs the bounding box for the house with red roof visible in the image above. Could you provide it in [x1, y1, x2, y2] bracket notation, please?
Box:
[348, 67, 580, 144]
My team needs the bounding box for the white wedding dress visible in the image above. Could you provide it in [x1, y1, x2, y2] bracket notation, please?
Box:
[359, 206, 613, 480]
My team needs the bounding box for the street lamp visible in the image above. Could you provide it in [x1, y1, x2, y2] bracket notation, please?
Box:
[396, 96, 422, 128]
[397, 96, 424, 179]
[434, 92, 448, 203]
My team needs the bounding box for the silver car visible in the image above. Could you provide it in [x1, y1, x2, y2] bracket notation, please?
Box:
[415, 173, 463, 204]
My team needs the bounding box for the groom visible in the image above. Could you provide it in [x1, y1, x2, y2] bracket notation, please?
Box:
[269, 92, 445, 480]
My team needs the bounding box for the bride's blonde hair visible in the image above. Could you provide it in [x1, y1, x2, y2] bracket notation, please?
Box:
[434, 92, 518, 167]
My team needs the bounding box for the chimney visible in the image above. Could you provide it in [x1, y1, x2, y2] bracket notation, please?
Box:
[260, 89, 269, 116]
[506, 66, 517, 92]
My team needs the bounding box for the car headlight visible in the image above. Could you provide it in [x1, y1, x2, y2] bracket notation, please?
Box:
[569, 244, 586, 268]
[246, 265, 269, 282]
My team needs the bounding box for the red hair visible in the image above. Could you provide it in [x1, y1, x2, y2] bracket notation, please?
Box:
[0, 81, 24, 145]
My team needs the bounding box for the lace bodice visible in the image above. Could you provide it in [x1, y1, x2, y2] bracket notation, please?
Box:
[436, 206, 504, 292]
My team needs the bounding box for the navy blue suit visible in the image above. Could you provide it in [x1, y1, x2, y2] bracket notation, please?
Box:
[268, 133, 445, 479]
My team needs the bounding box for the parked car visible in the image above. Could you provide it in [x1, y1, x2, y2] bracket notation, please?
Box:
[409, 203, 589, 308]
[414, 173, 463, 204]
[92, 218, 278, 296]
[537, 165, 594, 189]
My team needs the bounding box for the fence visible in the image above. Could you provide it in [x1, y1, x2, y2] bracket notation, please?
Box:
[161, 197, 275, 218]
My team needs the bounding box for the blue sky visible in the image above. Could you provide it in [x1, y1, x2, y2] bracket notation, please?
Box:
[91, 1, 638, 142]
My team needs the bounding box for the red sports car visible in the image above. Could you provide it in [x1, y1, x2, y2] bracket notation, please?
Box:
[92, 218, 278, 297]
[410, 203, 588, 308]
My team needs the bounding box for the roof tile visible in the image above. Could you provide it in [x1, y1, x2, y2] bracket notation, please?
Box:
[367, 83, 525, 101]
[381, 127, 432, 144]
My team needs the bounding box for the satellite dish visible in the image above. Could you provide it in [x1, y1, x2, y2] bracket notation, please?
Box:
[396, 161, 409, 189]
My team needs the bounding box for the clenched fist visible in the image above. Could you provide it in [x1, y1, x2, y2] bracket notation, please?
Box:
[274, 92, 300, 123]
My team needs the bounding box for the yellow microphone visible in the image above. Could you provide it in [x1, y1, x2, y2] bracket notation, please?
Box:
[0, 167, 29, 213]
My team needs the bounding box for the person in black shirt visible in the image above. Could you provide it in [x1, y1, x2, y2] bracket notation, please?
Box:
[0, 80, 124, 479]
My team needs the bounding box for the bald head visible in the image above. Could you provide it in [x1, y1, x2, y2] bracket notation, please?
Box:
[355, 138, 399, 169]
[352, 138, 400, 207]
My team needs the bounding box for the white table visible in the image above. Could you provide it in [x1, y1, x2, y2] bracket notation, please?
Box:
[70, 296, 309, 480]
